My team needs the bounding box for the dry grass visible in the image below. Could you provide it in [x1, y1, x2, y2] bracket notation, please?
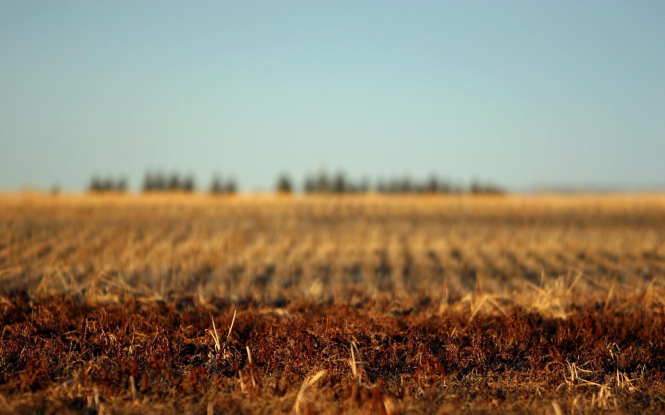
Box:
[1, 193, 665, 413]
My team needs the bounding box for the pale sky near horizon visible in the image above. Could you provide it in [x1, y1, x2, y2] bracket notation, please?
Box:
[1, 1, 664, 192]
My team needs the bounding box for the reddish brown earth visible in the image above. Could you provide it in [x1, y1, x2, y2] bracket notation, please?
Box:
[2, 295, 665, 414]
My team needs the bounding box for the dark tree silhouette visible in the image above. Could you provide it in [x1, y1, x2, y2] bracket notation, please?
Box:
[357, 178, 370, 194]
[152, 172, 166, 191]
[427, 175, 439, 193]
[167, 173, 181, 191]
[315, 172, 330, 193]
[115, 177, 128, 193]
[89, 175, 127, 193]
[332, 173, 347, 194]
[182, 175, 195, 192]
[276, 174, 293, 194]
[210, 175, 224, 194]
[304, 175, 316, 194]
[225, 178, 237, 194]
[376, 180, 387, 193]
[89, 176, 103, 193]
[143, 172, 154, 192]
[101, 177, 114, 192]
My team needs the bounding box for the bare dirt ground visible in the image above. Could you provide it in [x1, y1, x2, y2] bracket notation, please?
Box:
[1, 194, 665, 414]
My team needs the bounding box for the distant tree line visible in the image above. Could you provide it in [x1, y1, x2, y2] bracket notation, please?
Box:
[142, 172, 196, 193]
[279, 172, 504, 195]
[209, 174, 237, 195]
[88, 172, 240, 194]
[469, 180, 504, 195]
[301, 172, 371, 194]
[88, 171, 504, 195]
[88, 176, 128, 193]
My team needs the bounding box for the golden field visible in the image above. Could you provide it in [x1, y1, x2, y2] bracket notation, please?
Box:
[3, 193, 664, 311]
[1, 193, 665, 414]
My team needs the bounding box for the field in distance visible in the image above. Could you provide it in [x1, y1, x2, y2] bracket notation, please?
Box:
[1, 193, 665, 414]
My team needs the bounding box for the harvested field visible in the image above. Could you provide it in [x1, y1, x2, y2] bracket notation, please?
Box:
[1, 194, 665, 414]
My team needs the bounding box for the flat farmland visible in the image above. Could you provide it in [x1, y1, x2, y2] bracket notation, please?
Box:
[1, 194, 665, 414]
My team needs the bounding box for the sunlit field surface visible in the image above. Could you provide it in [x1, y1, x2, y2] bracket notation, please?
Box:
[2, 194, 665, 414]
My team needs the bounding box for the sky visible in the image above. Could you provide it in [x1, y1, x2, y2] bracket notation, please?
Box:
[1, 1, 664, 192]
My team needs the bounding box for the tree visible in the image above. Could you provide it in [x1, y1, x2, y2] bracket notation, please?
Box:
[210, 175, 224, 194]
[89, 176, 103, 193]
[427, 175, 439, 193]
[225, 178, 237, 194]
[315, 172, 330, 193]
[182, 175, 195, 192]
[167, 173, 181, 191]
[376, 180, 387, 194]
[332, 172, 347, 194]
[143, 172, 155, 192]
[276, 174, 292, 194]
[357, 178, 370, 194]
[101, 177, 114, 192]
[115, 177, 128, 193]
[152, 172, 166, 191]
[304, 174, 316, 194]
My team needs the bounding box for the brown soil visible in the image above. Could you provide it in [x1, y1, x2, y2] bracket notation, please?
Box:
[2, 296, 665, 414]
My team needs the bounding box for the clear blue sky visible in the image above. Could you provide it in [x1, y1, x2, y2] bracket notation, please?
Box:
[1, 1, 664, 192]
